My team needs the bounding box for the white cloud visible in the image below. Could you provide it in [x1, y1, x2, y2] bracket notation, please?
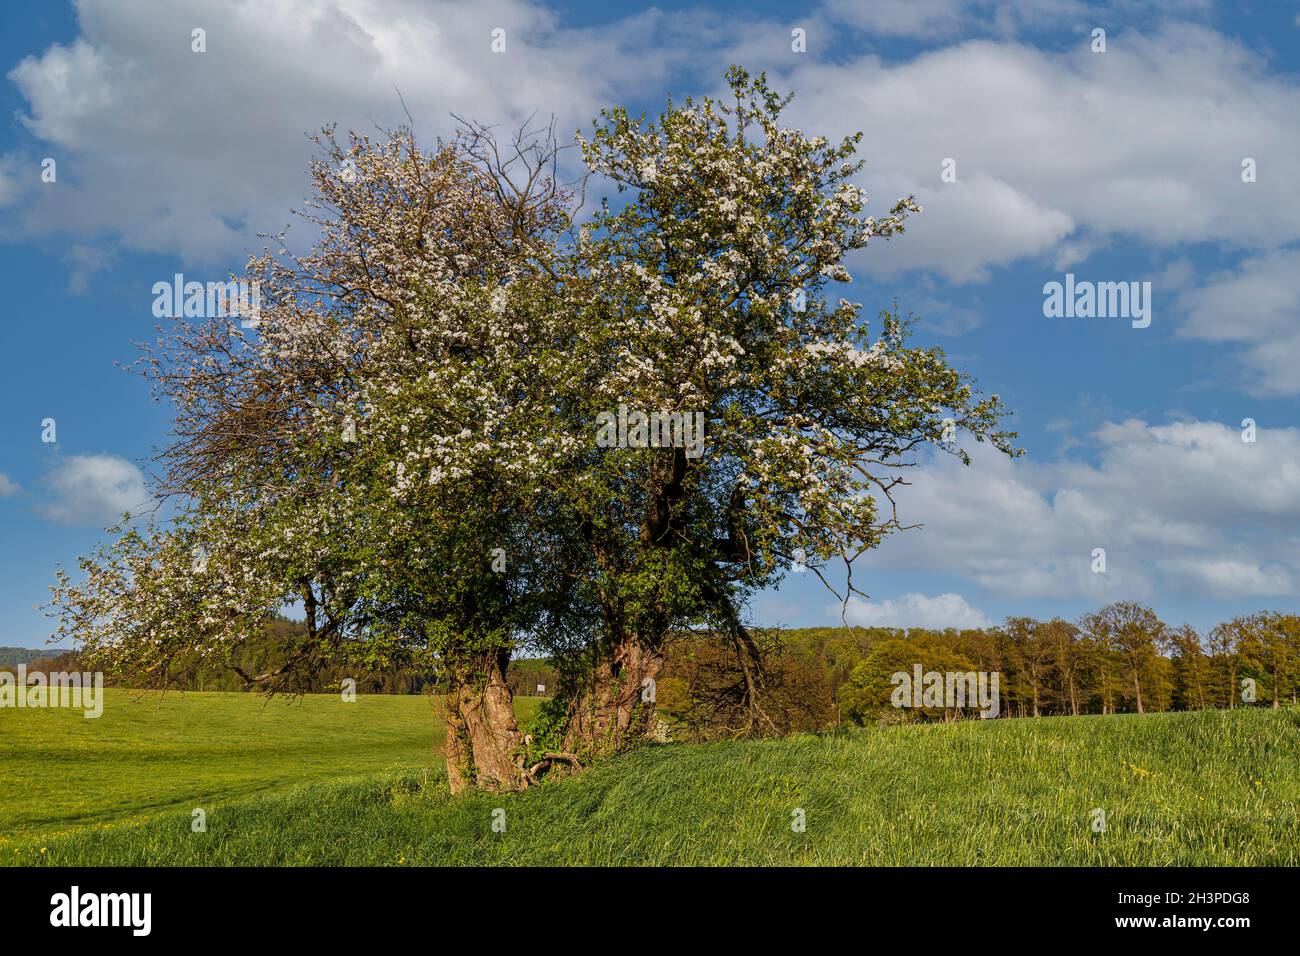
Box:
[823, 0, 1091, 40]
[2, 0, 750, 263]
[764, 25, 1300, 281]
[37, 454, 150, 526]
[867, 172, 1074, 283]
[842, 592, 994, 629]
[1154, 558, 1294, 599]
[862, 419, 1300, 600]
[0, 473, 20, 497]
[7, 4, 1298, 290]
[1176, 249, 1300, 396]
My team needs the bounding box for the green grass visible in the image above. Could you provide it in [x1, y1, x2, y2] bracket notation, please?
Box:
[4, 702, 1296, 865]
[0, 689, 531, 848]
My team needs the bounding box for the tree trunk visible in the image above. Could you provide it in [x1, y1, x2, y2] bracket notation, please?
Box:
[443, 647, 526, 794]
[562, 630, 664, 757]
[1134, 673, 1144, 714]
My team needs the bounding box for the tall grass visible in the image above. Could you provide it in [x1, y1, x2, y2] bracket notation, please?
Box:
[10, 707, 1296, 866]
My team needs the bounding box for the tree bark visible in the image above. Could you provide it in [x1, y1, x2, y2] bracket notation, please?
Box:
[443, 647, 527, 794]
[562, 629, 664, 757]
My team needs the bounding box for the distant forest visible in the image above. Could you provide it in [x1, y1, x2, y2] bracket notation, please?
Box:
[0, 646, 48, 668]
[6, 603, 1296, 742]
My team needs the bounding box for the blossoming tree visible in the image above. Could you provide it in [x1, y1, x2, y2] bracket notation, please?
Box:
[552, 67, 1018, 750]
[51, 123, 593, 792]
[51, 67, 1017, 789]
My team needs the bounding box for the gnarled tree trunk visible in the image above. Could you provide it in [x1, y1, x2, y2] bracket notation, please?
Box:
[562, 630, 664, 757]
[443, 647, 527, 794]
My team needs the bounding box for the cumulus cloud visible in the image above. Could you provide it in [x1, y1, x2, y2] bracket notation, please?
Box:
[842, 592, 994, 629]
[861, 419, 1300, 600]
[864, 171, 1073, 283]
[763, 25, 1300, 281]
[37, 454, 150, 526]
[1176, 249, 1300, 396]
[1154, 558, 1294, 599]
[6, 3, 1298, 288]
[2, 0, 756, 262]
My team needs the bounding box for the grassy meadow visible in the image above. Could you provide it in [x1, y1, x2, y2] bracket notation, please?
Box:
[2, 692, 1296, 866]
[0, 689, 510, 849]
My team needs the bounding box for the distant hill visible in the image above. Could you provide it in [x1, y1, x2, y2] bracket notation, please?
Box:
[0, 647, 51, 668]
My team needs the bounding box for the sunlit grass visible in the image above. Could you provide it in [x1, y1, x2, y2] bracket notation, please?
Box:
[5, 703, 1294, 866]
[0, 688, 493, 845]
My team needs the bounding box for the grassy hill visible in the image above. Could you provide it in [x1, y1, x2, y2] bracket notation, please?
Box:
[3, 694, 1295, 866]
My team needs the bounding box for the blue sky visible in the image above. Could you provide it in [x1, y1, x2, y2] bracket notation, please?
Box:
[2, 0, 1299, 647]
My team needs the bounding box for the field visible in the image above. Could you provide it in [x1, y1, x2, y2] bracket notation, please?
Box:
[2, 691, 1296, 866]
[0, 689, 539, 848]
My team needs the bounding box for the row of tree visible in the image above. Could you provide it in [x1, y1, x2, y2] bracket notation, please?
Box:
[25, 600, 1292, 739]
[47, 68, 1017, 792]
[836, 604, 1300, 723]
[649, 604, 1300, 735]
[4, 617, 442, 695]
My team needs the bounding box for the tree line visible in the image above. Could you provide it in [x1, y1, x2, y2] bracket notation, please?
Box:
[22, 601, 1294, 743]
[652, 603, 1300, 736]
